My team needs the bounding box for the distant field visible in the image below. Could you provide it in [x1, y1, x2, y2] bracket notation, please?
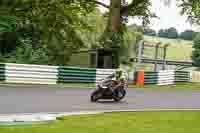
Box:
[144, 36, 193, 61]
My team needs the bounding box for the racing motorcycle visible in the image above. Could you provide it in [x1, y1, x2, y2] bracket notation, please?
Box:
[90, 73, 127, 102]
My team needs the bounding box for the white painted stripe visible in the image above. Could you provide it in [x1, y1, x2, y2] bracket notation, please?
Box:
[96, 72, 115, 75]
[157, 70, 175, 85]
[5, 77, 57, 82]
[128, 71, 134, 81]
[5, 78, 57, 84]
[157, 80, 175, 83]
[6, 81, 57, 85]
[5, 63, 58, 69]
[96, 69, 116, 83]
[157, 82, 175, 85]
[96, 69, 116, 71]
[5, 66, 58, 73]
[6, 70, 57, 75]
[158, 70, 175, 73]
[5, 74, 57, 79]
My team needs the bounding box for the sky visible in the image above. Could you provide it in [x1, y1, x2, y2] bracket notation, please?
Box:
[98, 0, 200, 33]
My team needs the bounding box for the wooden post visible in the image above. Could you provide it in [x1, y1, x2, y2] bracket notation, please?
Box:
[154, 43, 160, 72]
[162, 44, 169, 70]
[135, 40, 144, 71]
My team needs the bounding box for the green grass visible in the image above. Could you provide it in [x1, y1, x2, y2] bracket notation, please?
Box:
[59, 83, 96, 88]
[61, 83, 200, 91]
[144, 35, 193, 61]
[1, 82, 199, 90]
[131, 83, 200, 90]
[0, 82, 96, 89]
[1, 112, 200, 133]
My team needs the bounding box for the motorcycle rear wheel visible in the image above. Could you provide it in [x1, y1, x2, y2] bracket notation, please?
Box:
[113, 88, 126, 102]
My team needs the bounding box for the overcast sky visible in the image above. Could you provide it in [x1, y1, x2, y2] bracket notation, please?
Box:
[99, 0, 200, 32]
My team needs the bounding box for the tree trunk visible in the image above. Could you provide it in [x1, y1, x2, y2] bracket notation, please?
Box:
[108, 0, 121, 33]
[100, 0, 122, 48]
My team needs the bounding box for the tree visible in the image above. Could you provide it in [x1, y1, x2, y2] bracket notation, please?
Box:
[167, 27, 178, 39]
[0, 0, 97, 65]
[128, 24, 144, 33]
[180, 30, 194, 40]
[179, 0, 200, 24]
[0, 15, 19, 55]
[158, 29, 168, 38]
[158, 27, 178, 39]
[0, 0, 173, 65]
[97, 0, 155, 48]
[179, 0, 200, 66]
[192, 33, 200, 67]
[144, 28, 156, 36]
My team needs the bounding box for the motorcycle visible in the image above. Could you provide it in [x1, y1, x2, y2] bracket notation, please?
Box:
[90, 73, 127, 102]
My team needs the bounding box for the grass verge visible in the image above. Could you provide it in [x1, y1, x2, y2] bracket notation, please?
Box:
[60, 83, 200, 91]
[0, 82, 200, 90]
[130, 83, 200, 90]
[1, 111, 200, 133]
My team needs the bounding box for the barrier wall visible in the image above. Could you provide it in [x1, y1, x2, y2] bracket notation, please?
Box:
[0, 63, 116, 85]
[139, 70, 190, 86]
[190, 71, 200, 83]
[5, 63, 58, 84]
[57, 66, 96, 83]
[0, 64, 5, 81]
[0, 63, 194, 86]
[96, 69, 116, 83]
[175, 71, 190, 82]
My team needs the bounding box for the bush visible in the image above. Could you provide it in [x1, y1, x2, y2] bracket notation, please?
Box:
[3, 37, 49, 65]
[0, 32, 19, 55]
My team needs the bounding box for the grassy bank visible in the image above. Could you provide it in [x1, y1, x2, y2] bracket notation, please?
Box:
[1, 111, 200, 133]
[144, 35, 193, 61]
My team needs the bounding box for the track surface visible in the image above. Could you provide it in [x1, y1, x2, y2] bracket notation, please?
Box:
[1, 84, 200, 114]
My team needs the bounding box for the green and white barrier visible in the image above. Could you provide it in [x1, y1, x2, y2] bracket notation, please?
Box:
[0, 64, 5, 81]
[57, 66, 96, 83]
[5, 63, 58, 84]
[0, 63, 193, 86]
[175, 71, 190, 82]
[142, 70, 190, 86]
[0, 63, 117, 85]
[96, 69, 116, 83]
[158, 70, 175, 85]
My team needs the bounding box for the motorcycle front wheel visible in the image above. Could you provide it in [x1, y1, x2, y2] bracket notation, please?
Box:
[90, 89, 102, 102]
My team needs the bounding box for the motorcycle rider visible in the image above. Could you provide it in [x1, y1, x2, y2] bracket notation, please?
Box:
[112, 68, 127, 98]
[90, 67, 127, 102]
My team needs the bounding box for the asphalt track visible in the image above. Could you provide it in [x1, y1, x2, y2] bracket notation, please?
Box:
[1, 84, 200, 114]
